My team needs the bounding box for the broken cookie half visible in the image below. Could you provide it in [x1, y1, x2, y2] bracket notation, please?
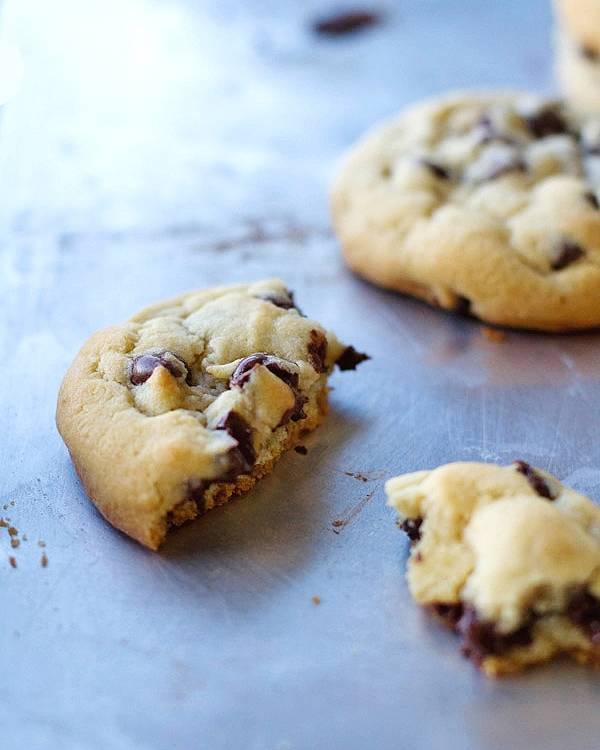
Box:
[386, 461, 600, 676]
[57, 279, 368, 549]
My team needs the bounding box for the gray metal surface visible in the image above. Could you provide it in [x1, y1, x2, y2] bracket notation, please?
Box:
[1, 1, 599, 748]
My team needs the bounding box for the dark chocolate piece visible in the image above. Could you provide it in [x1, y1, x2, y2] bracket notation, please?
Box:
[313, 10, 380, 36]
[256, 289, 299, 312]
[230, 353, 299, 389]
[430, 602, 465, 630]
[215, 411, 255, 470]
[525, 106, 567, 139]
[420, 159, 451, 180]
[399, 517, 423, 543]
[456, 606, 533, 664]
[585, 191, 599, 209]
[551, 240, 585, 271]
[307, 329, 328, 373]
[514, 460, 556, 500]
[454, 296, 471, 316]
[568, 590, 600, 645]
[130, 352, 186, 385]
[335, 346, 370, 371]
[581, 44, 600, 62]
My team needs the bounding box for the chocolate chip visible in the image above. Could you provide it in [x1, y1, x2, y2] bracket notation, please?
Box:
[581, 44, 599, 62]
[215, 411, 255, 470]
[568, 589, 600, 644]
[313, 10, 380, 36]
[420, 159, 451, 180]
[430, 602, 465, 630]
[514, 460, 556, 500]
[585, 191, 599, 208]
[278, 394, 307, 427]
[307, 329, 328, 373]
[525, 106, 567, 139]
[230, 353, 299, 389]
[294, 445, 308, 455]
[130, 352, 186, 385]
[454, 296, 471, 316]
[456, 606, 533, 664]
[399, 517, 423, 543]
[551, 240, 585, 271]
[335, 346, 370, 371]
[256, 289, 300, 313]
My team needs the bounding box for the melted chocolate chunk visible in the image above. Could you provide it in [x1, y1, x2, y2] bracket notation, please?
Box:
[257, 289, 300, 312]
[457, 606, 533, 664]
[307, 329, 328, 373]
[130, 352, 186, 385]
[430, 602, 465, 630]
[514, 460, 556, 500]
[399, 517, 423, 543]
[525, 106, 567, 139]
[585, 191, 599, 209]
[568, 590, 600, 645]
[230, 353, 299, 389]
[215, 411, 255, 470]
[581, 44, 600, 62]
[335, 346, 370, 371]
[313, 10, 380, 36]
[551, 240, 585, 271]
[454, 296, 471, 316]
[421, 159, 451, 180]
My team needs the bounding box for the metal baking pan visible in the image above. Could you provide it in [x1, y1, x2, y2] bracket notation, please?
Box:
[1, 1, 598, 748]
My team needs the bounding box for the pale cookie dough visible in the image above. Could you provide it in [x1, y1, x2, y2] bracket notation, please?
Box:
[331, 91, 600, 330]
[554, 0, 600, 56]
[57, 279, 368, 549]
[386, 461, 600, 676]
[556, 29, 600, 114]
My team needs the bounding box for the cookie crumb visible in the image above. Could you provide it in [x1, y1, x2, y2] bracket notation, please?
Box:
[41, 553, 48, 568]
[311, 595, 321, 605]
[8, 526, 18, 537]
[344, 471, 369, 482]
[294, 445, 308, 455]
[313, 9, 380, 36]
[482, 326, 506, 342]
[0, 519, 7, 528]
[10, 538, 19, 549]
[9, 556, 16, 568]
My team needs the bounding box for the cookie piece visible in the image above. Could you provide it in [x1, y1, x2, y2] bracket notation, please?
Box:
[57, 279, 367, 549]
[554, 0, 600, 57]
[386, 461, 600, 676]
[331, 91, 600, 331]
[556, 29, 600, 114]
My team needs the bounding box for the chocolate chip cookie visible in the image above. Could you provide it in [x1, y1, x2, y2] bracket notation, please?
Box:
[332, 92, 600, 330]
[556, 29, 600, 114]
[56, 279, 368, 549]
[554, 0, 600, 59]
[386, 461, 600, 676]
